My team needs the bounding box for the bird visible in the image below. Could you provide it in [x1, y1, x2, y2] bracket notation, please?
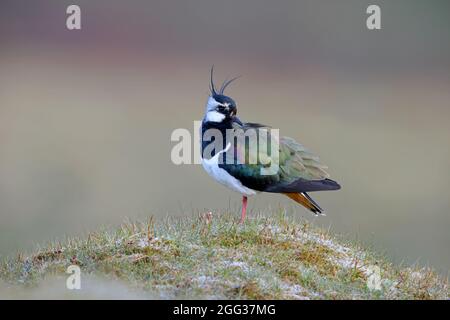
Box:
[201, 67, 341, 223]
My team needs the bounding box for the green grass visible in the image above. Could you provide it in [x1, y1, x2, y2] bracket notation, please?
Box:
[0, 212, 448, 299]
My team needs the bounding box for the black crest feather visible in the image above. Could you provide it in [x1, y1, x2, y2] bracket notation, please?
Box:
[210, 66, 240, 96]
[219, 75, 241, 94]
[210, 66, 217, 95]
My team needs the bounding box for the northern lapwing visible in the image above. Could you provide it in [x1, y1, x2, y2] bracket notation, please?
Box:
[201, 67, 341, 223]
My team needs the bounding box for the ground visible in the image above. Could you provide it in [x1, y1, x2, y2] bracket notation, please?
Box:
[0, 212, 448, 299]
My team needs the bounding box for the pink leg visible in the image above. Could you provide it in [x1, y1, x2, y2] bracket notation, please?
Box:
[240, 196, 248, 224]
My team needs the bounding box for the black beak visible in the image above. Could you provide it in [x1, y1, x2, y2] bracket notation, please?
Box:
[233, 116, 243, 125]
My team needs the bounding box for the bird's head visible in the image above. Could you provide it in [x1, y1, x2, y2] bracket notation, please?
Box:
[204, 67, 239, 123]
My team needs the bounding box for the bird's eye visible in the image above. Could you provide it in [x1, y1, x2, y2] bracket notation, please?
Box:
[217, 105, 226, 112]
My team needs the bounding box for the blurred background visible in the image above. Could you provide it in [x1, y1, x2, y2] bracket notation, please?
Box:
[0, 0, 449, 274]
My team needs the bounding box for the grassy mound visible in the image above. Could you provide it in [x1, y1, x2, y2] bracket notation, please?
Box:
[0, 213, 448, 299]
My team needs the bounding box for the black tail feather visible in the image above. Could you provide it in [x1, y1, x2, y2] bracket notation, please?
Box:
[301, 192, 323, 214]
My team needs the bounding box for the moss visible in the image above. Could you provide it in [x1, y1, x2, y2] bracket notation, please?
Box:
[0, 213, 448, 299]
[238, 280, 275, 300]
[295, 242, 340, 277]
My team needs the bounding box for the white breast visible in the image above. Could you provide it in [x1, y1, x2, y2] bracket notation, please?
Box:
[201, 143, 257, 197]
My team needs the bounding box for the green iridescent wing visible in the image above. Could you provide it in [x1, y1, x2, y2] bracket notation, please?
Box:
[219, 120, 339, 192]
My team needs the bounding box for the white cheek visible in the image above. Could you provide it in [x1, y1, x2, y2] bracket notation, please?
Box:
[206, 96, 218, 112]
[205, 110, 225, 122]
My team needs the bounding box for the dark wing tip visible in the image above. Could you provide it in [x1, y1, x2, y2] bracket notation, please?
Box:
[265, 178, 341, 193]
[324, 178, 341, 190]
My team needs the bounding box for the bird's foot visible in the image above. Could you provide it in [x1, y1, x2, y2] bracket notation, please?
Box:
[239, 196, 248, 224]
[201, 211, 213, 225]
